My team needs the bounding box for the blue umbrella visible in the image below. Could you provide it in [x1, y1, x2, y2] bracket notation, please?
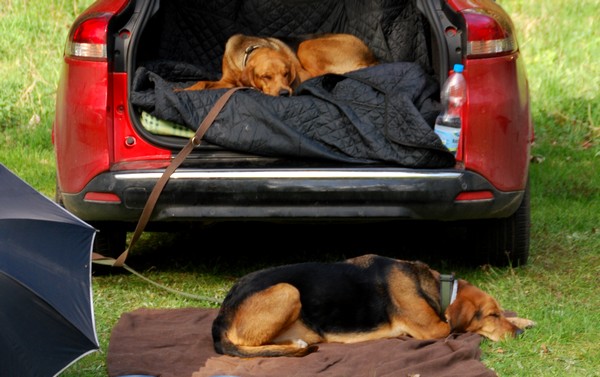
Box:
[0, 164, 98, 377]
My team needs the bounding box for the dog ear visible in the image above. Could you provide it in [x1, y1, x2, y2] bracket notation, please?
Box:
[289, 63, 300, 89]
[239, 65, 255, 87]
[446, 299, 477, 333]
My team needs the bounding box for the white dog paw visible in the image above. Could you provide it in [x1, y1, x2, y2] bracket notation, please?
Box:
[294, 339, 308, 348]
[508, 317, 536, 329]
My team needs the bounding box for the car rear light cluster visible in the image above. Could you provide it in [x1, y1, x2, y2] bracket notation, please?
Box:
[65, 13, 111, 60]
[461, 7, 518, 57]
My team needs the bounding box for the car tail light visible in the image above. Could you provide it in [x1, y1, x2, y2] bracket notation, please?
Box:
[84, 192, 122, 203]
[455, 191, 494, 202]
[65, 13, 111, 60]
[461, 8, 517, 57]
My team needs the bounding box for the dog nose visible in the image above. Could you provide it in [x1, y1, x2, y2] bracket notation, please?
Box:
[279, 89, 291, 96]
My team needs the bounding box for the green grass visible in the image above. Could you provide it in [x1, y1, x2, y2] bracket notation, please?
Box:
[1, 0, 599, 376]
[0, 0, 89, 192]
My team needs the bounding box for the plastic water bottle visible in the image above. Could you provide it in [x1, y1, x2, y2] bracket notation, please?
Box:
[434, 64, 466, 154]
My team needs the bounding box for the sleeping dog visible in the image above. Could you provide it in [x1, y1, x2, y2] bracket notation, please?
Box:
[182, 33, 378, 96]
[212, 254, 534, 357]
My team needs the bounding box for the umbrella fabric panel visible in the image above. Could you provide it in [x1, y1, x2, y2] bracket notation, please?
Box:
[0, 165, 90, 226]
[0, 219, 97, 343]
[0, 272, 98, 377]
[0, 164, 99, 376]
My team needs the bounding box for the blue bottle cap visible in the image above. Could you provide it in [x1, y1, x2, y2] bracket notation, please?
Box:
[453, 64, 464, 73]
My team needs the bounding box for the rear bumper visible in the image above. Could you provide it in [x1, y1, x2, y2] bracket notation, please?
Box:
[62, 167, 524, 224]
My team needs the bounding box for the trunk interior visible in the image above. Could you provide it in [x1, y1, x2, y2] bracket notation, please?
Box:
[118, 0, 454, 169]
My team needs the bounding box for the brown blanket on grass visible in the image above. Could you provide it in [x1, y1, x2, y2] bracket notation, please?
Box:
[106, 308, 497, 377]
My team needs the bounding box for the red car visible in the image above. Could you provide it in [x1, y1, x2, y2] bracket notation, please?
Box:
[53, 0, 533, 265]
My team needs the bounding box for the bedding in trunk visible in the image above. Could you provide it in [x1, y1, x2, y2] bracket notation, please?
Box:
[131, 0, 455, 168]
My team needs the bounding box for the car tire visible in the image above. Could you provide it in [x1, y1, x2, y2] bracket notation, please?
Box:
[470, 182, 531, 267]
[90, 222, 127, 259]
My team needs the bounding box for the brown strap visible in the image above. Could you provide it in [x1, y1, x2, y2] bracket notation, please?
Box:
[109, 87, 247, 267]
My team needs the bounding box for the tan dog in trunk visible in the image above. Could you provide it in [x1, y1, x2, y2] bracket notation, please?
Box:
[182, 33, 378, 96]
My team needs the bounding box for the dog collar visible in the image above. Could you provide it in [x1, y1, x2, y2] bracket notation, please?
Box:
[440, 274, 458, 314]
[243, 45, 263, 67]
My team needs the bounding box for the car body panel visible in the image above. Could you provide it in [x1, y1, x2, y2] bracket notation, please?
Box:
[111, 72, 172, 163]
[53, 58, 111, 193]
[463, 54, 532, 191]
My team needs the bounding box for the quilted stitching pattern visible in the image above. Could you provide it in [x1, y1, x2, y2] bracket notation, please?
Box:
[145, 0, 430, 76]
[131, 62, 453, 168]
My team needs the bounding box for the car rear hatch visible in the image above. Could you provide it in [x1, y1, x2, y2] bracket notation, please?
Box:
[60, 0, 529, 223]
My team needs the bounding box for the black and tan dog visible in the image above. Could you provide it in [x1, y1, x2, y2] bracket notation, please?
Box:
[212, 254, 534, 357]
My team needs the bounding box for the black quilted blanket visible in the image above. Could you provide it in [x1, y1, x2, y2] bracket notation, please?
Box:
[131, 61, 454, 167]
[129, 0, 455, 167]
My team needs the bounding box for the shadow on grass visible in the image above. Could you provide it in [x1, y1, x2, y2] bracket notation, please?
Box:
[106, 221, 482, 277]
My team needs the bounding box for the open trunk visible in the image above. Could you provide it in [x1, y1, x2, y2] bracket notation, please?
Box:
[116, 0, 457, 168]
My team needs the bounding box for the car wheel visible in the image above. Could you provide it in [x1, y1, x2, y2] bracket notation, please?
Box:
[470, 182, 531, 267]
[90, 222, 127, 259]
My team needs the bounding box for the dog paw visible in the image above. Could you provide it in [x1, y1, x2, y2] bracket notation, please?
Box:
[293, 339, 319, 356]
[176, 82, 210, 92]
[508, 317, 536, 329]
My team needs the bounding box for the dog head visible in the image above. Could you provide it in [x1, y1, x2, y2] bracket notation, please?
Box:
[240, 48, 299, 96]
[445, 280, 526, 341]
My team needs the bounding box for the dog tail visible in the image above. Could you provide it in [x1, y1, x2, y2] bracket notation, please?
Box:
[219, 338, 319, 357]
[213, 326, 318, 357]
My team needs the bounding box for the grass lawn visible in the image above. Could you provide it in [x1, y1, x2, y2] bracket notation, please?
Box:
[1, 0, 598, 376]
